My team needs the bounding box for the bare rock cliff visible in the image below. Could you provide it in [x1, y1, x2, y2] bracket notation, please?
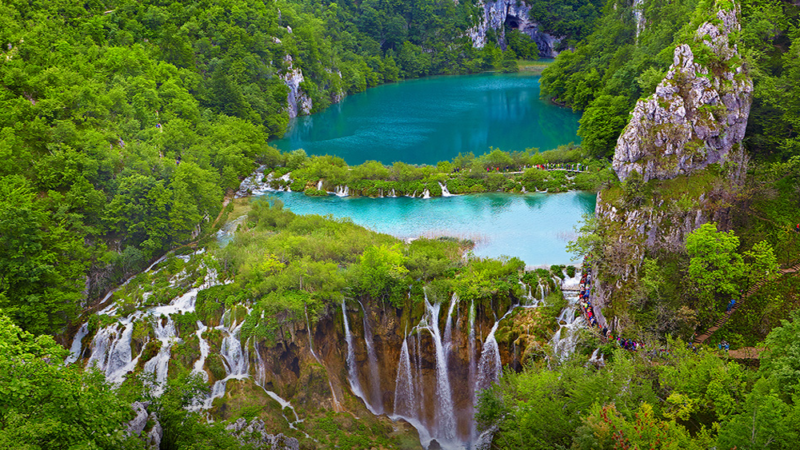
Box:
[612, 5, 752, 182]
[469, 0, 561, 57]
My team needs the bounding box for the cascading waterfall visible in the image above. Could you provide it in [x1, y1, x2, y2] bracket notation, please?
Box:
[342, 300, 379, 415]
[334, 185, 349, 197]
[422, 188, 431, 199]
[390, 189, 397, 197]
[474, 320, 503, 397]
[202, 310, 250, 409]
[143, 316, 179, 396]
[316, 180, 323, 190]
[193, 322, 210, 381]
[85, 315, 143, 384]
[443, 293, 459, 359]
[393, 334, 415, 417]
[550, 272, 586, 361]
[438, 182, 455, 197]
[419, 294, 457, 442]
[305, 307, 319, 361]
[65, 322, 89, 364]
[358, 300, 384, 414]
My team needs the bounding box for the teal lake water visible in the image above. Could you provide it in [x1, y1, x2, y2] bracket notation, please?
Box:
[272, 73, 581, 165]
[255, 191, 596, 266]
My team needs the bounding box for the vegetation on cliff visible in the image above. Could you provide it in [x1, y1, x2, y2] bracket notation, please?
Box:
[541, 0, 800, 162]
[0, 0, 548, 335]
[479, 319, 800, 449]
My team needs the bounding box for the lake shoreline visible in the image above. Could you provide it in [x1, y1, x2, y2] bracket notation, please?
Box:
[270, 72, 582, 166]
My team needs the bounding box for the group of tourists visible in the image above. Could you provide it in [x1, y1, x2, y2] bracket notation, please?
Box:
[485, 166, 514, 172]
[579, 260, 646, 352]
[535, 163, 583, 172]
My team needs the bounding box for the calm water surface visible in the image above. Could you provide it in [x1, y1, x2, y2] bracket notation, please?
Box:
[272, 73, 581, 165]
[256, 191, 596, 266]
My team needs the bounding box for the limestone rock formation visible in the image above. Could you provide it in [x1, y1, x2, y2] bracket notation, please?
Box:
[469, 0, 561, 57]
[612, 5, 753, 182]
[281, 55, 313, 119]
[125, 401, 150, 437]
[226, 418, 300, 450]
[124, 401, 162, 450]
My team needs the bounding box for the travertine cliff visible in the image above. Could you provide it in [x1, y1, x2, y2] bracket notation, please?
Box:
[613, 5, 752, 182]
[469, 0, 561, 57]
[593, 2, 751, 311]
[281, 55, 313, 119]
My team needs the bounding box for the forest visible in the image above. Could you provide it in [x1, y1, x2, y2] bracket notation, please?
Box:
[3, 0, 800, 449]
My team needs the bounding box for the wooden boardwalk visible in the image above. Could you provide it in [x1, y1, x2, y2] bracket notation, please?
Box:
[694, 260, 800, 344]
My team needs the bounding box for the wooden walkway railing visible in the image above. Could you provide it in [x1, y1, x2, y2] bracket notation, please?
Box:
[694, 260, 800, 344]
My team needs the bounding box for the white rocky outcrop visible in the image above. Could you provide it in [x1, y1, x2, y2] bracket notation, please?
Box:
[226, 418, 300, 450]
[281, 55, 313, 119]
[612, 5, 752, 182]
[469, 0, 561, 57]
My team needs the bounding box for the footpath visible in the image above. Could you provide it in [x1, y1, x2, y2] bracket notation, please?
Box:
[694, 259, 800, 344]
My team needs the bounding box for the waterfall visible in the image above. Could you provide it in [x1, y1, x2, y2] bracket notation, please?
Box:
[443, 293, 459, 358]
[390, 188, 397, 197]
[335, 185, 349, 197]
[549, 292, 585, 361]
[474, 321, 502, 397]
[422, 188, 431, 199]
[199, 308, 250, 409]
[193, 321, 210, 382]
[143, 316, 179, 396]
[65, 322, 89, 364]
[414, 333, 425, 419]
[420, 295, 457, 442]
[439, 182, 455, 197]
[316, 180, 323, 190]
[305, 307, 318, 360]
[342, 300, 379, 414]
[393, 335, 415, 417]
[358, 300, 384, 414]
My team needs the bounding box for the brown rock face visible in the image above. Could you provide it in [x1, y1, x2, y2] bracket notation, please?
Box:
[250, 294, 527, 446]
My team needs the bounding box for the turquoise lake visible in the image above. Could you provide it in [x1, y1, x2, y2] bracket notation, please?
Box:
[272, 73, 581, 165]
[255, 191, 596, 266]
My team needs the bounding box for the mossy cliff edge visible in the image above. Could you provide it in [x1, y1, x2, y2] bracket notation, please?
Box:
[591, 0, 753, 317]
[613, 0, 753, 183]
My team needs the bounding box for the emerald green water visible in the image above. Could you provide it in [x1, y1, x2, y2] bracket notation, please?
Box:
[273, 73, 581, 165]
